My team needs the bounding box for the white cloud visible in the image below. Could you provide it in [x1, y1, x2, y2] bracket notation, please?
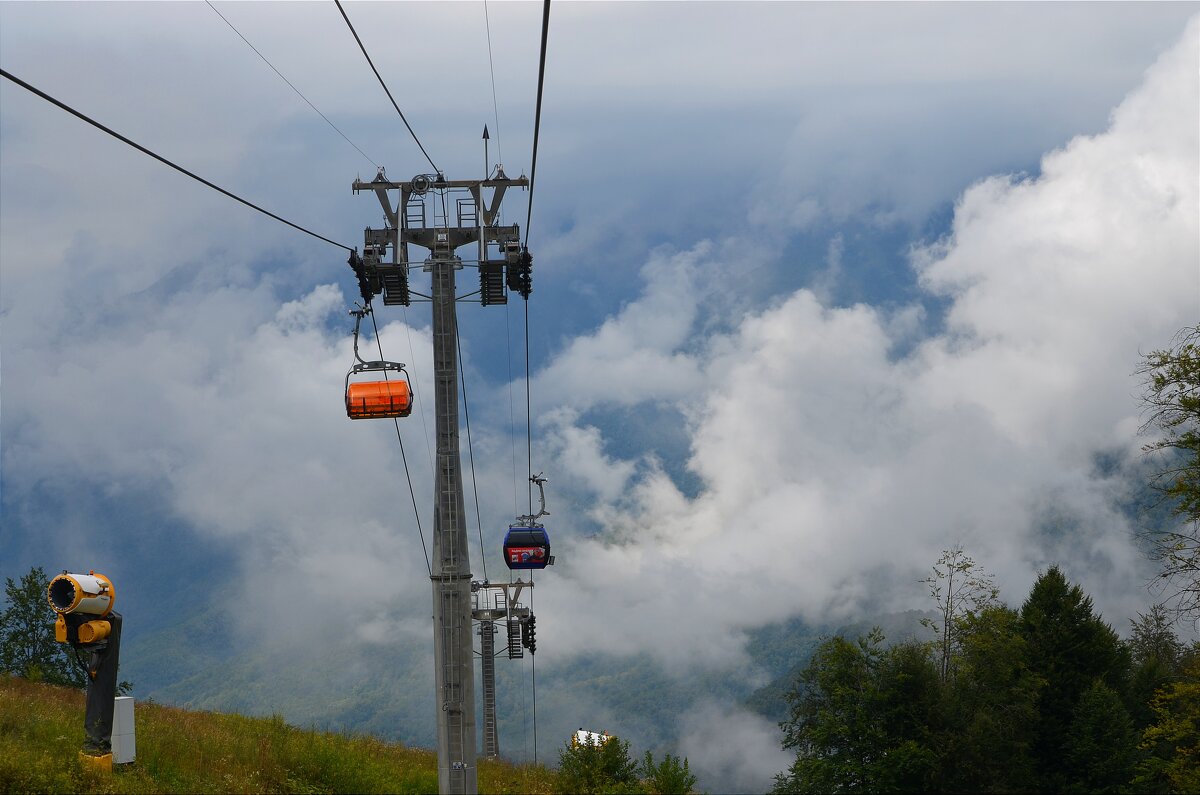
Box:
[529, 243, 713, 411]
[678, 700, 793, 795]
[1, 7, 1197, 779]
[530, 15, 1199, 667]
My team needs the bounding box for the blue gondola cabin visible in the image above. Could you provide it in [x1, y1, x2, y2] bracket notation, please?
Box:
[504, 526, 552, 570]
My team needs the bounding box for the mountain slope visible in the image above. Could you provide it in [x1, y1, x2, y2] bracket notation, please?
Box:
[0, 675, 553, 794]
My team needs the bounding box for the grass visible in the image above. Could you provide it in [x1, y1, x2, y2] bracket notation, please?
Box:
[0, 675, 558, 794]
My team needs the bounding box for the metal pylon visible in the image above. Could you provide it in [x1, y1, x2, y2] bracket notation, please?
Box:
[429, 249, 476, 793]
[353, 170, 528, 795]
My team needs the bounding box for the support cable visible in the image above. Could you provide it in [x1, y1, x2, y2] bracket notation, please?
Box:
[506, 308, 521, 524]
[0, 68, 353, 252]
[483, 0, 503, 166]
[525, 300, 533, 516]
[522, 0, 552, 246]
[371, 309, 432, 576]
[205, 0, 379, 168]
[334, 0, 439, 174]
[519, 1, 550, 515]
[455, 314, 489, 583]
[402, 306, 437, 478]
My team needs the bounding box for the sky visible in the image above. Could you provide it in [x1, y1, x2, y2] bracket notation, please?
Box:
[2, 1, 1199, 789]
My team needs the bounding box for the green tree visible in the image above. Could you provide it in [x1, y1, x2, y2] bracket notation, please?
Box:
[641, 751, 696, 795]
[0, 567, 86, 688]
[920, 545, 999, 683]
[1128, 604, 1185, 729]
[936, 605, 1041, 793]
[1063, 680, 1137, 794]
[773, 631, 885, 794]
[871, 642, 940, 792]
[557, 734, 641, 795]
[773, 630, 940, 793]
[1020, 566, 1132, 791]
[1134, 655, 1200, 794]
[1138, 324, 1200, 618]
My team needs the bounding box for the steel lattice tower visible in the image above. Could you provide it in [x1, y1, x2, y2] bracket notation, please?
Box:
[353, 170, 527, 795]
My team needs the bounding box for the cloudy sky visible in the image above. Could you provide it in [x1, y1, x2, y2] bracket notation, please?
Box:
[2, 0, 1198, 784]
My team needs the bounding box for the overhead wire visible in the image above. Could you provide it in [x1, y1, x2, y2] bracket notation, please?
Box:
[521, 0, 550, 516]
[483, 0, 503, 165]
[402, 306, 438, 478]
[525, 303, 534, 517]
[506, 310, 521, 524]
[520, 1, 552, 764]
[488, 0, 522, 527]
[334, 0, 440, 174]
[205, 0, 379, 168]
[522, 0, 552, 246]
[0, 68, 353, 252]
[370, 309, 432, 576]
[455, 313, 489, 584]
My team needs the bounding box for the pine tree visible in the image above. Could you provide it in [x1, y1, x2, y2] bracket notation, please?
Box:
[1063, 681, 1137, 794]
[1019, 566, 1131, 790]
[0, 567, 86, 688]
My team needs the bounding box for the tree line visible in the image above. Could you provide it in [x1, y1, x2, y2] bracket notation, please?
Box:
[772, 324, 1200, 794]
[772, 560, 1197, 793]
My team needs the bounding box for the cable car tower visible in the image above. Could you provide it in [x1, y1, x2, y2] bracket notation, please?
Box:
[351, 166, 530, 795]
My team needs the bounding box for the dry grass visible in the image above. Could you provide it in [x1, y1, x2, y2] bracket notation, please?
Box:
[0, 676, 557, 794]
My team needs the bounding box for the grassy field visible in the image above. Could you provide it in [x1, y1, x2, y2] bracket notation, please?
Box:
[0, 676, 557, 794]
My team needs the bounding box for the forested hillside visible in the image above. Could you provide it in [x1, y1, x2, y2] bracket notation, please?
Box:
[770, 563, 1200, 794]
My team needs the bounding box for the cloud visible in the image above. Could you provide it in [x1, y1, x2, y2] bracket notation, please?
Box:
[1, 267, 442, 646]
[677, 700, 793, 795]
[529, 243, 711, 412]
[530, 15, 1199, 667]
[1, 8, 1197, 782]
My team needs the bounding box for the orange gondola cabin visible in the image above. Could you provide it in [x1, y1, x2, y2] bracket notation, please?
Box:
[345, 361, 413, 420]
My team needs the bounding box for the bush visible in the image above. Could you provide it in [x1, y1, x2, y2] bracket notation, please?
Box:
[642, 751, 696, 795]
[557, 734, 640, 794]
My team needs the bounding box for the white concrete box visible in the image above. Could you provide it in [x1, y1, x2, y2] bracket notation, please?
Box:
[111, 696, 136, 764]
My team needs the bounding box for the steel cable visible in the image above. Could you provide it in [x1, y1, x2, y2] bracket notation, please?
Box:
[0, 68, 353, 252]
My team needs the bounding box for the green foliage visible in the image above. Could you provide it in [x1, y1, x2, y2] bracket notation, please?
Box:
[557, 734, 641, 794]
[1134, 654, 1200, 794]
[1139, 324, 1200, 618]
[0, 567, 87, 689]
[641, 751, 696, 795]
[1020, 566, 1130, 790]
[773, 557, 1181, 794]
[773, 630, 941, 793]
[1063, 680, 1137, 794]
[920, 545, 998, 683]
[1128, 604, 1187, 729]
[937, 606, 1040, 792]
[1129, 604, 1186, 670]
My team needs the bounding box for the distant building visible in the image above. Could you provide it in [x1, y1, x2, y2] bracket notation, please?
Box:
[572, 728, 612, 747]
